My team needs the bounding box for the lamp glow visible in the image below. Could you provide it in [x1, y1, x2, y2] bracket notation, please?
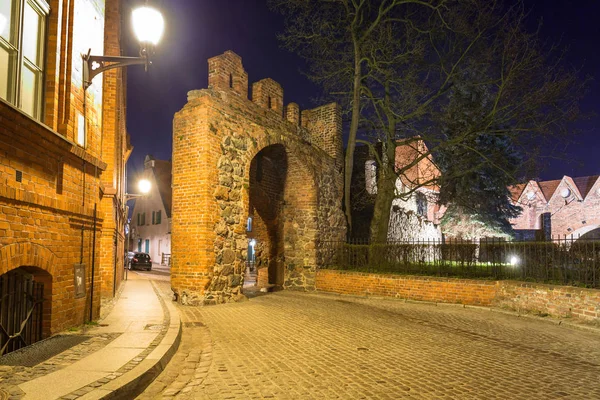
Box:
[138, 179, 152, 194]
[510, 255, 519, 266]
[132, 6, 164, 45]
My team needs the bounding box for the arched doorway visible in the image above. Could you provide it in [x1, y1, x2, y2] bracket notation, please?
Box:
[246, 144, 288, 289]
[0, 266, 50, 355]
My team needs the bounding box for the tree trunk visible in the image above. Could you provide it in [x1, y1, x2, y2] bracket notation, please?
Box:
[369, 139, 397, 243]
[343, 38, 362, 233]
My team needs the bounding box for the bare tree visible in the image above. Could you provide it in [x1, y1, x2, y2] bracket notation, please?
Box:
[272, 0, 587, 241]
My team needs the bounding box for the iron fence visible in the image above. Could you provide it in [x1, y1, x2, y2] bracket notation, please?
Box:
[319, 237, 600, 288]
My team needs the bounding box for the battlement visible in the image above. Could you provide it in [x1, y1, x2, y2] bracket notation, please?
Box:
[252, 78, 284, 118]
[206, 51, 341, 160]
[208, 51, 249, 98]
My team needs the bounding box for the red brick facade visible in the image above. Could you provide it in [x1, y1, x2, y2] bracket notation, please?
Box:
[511, 175, 600, 240]
[172, 51, 346, 304]
[316, 270, 600, 322]
[0, 0, 129, 337]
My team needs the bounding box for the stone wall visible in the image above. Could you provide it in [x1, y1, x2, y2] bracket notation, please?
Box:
[172, 51, 346, 305]
[316, 269, 600, 322]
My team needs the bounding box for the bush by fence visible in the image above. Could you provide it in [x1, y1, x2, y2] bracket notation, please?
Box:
[319, 238, 600, 288]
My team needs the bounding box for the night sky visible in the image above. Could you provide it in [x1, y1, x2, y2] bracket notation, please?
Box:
[124, 0, 599, 187]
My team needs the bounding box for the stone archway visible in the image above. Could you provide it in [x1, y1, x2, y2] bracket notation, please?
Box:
[171, 51, 346, 305]
[245, 144, 320, 291]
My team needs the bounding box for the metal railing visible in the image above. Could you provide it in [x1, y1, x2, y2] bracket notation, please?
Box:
[161, 253, 171, 267]
[319, 237, 600, 288]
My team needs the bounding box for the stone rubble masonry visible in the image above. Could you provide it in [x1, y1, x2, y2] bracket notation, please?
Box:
[316, 269, 600, 322]
[172, 51, 346, 305]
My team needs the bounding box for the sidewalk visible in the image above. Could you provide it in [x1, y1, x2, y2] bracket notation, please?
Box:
[7, 273, 181, 400]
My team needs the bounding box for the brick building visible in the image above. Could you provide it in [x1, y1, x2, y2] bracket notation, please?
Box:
[171, 51, 346, 305]
[0, 0, 129, 353]
[129, 155, 172, 264]
[510, 175, 600, 240]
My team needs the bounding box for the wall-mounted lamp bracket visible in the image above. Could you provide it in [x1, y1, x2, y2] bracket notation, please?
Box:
[82, 48, 150, 90]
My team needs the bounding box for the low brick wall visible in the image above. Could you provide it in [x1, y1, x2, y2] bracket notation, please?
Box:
[495, 283, 600, 320]
[315, 269, 600, 322]
[315, 269, 498, 306]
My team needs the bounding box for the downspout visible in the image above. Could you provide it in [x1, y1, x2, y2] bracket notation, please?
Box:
[90, 203, 97, 322]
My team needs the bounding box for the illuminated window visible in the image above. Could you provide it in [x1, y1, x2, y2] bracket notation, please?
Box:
[0, 0, 49, 119]
[77, 113, 86, 146]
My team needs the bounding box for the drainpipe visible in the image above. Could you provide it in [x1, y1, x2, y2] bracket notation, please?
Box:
[90, 203, 97, 322]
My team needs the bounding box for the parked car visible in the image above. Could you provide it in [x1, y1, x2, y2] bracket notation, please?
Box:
[128, 252, 152, 271]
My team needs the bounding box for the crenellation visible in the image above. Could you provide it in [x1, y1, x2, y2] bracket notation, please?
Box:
[285, 102, 300, 126]
[208, 51, 249, 98]
[252, 78, 284, 117]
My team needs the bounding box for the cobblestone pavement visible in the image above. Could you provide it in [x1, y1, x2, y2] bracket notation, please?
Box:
[139, 289, 600, 399]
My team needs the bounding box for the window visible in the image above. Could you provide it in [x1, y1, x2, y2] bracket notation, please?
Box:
[416, 192, 427, 217]
[137, 213, 140, 225]
[152, 210, 161, 225]
[141, 212, 146, 225]
[0, 0, 49, 119]
[77, 113, 86, 147]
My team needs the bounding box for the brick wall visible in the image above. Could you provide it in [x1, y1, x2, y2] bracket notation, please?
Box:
[315, 270, 498, 306]
[316, 269, 600, 322]
[172, 51, 346, 304]
[0, 101, 104, 335]
[0, 0, 128, 338]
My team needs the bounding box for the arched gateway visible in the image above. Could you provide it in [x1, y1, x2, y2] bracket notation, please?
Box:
[171, 51, 346, 305]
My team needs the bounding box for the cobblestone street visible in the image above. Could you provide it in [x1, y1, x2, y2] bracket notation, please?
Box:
[140, 286, 600, 399]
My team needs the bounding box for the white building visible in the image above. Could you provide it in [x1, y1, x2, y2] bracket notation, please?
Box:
[361, 139, 443, 242]
[129, 156, 172, 265]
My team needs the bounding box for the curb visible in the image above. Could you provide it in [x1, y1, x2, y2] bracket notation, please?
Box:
[79, 291, 182, 400]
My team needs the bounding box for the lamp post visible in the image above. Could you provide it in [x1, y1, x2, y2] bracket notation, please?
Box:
[124, 178, 152, 279]
[82, 4, 165, 90]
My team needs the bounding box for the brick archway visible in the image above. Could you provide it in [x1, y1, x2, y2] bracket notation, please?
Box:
[0, 242, 57, 277]
[0, 243, 55, 340]
[244, 143, 320, 290]
[171, 51, 346, 305]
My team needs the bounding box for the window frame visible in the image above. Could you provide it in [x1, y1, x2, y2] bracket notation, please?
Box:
[0, 0, 49, 119]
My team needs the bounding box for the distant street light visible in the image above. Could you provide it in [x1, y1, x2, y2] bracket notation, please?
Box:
[82, 3, 165, 90]
[124, 178, 152, 279]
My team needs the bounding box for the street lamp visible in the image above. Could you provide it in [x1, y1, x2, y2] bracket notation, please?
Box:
[82, 4, 165, 90]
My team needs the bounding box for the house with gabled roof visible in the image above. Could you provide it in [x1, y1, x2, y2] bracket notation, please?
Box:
[510, 175, 600, 240]
[129, 156, 172, 265]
